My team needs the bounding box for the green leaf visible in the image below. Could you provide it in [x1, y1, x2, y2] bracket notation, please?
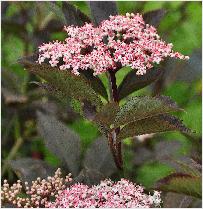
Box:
[136, 162, 173, 188]
[8, 158, 55, 185]
[69, 119, 99, 149]
[118, 68, 163, 100]
[155, 173, 202, 198]
[94, 102, 120, 130]
[37, 111, 81, 176]
[19, 55, 103, 109]
[115, 95, 182, 127]
[83, 137, 117, 176]
[118, 114, 190, 141]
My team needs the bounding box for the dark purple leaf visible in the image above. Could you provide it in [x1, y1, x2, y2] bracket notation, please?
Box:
[118, 114, 190, 141]
[163, 192, 195, 208]
[8, 158, 55, 186]
[94, 102, 120, 130]
[118, 68, 163, 100]
[19, 55, 103, 109]
[115, 95, 182, 127]
[155, 173, 201, 198]
[83, 137, 117, 176]
[82, 100, 97, 121]
[88, 1, 118, 25]
[143, 9, 166, 28]
[62, 2, 91, 26]
[37, 111, 81, 176]
[80, 69, 108, 100]
[73, 168, 105, 186]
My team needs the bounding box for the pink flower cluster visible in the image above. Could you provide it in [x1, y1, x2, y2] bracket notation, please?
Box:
[46, 178, 161, 208]
[38, 13, 189, 76]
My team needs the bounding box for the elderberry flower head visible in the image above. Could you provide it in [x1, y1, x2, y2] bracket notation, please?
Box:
[46, 178, 161, 208]
[38, 13, 189, 76]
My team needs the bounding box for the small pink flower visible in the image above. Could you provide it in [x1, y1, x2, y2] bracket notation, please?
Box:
[38, 13, 189, 76]
[46, 178, 161, 208]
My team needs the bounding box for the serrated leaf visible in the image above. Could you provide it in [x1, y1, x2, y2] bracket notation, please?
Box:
[143, 9, 166, 28]
[80, 69, 108, 100]
[94, 102, 120, 129]
[19, 55, 102, 109]
[37, 111, 81, 176]
[115, 95, 182, 127]
[88, 1, 118, 25]
[8, 158, 55, 185]
[83, 137, 117, 176]
[31, 81, 69, 108]
[118, 68, 163, 100]
[118, 114, 190, 141]
[155, 173, 202, 198]
[62, 2, 91, 26]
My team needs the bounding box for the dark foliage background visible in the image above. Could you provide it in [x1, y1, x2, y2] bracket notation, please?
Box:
[1, 1, 202, 207]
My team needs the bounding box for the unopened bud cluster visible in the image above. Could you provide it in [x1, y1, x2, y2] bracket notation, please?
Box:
[38, 13, 189, 76]
[1, 168, 72, 208]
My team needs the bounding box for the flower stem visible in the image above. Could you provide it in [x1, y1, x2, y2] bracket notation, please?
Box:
[108, 70, 123, 170]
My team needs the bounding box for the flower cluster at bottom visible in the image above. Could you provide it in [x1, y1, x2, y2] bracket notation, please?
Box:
[1, 168, 161, 208]
[47, 178, 161, 208]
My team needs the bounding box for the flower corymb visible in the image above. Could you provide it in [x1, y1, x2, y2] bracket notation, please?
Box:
[46, 178, 161, 208]
[2, 169, 161, 208]
[38, 13, 189, 76]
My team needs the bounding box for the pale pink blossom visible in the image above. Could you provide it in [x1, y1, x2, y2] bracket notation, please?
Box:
[46, 178, 161, 208]
[38, 13, 189, 76]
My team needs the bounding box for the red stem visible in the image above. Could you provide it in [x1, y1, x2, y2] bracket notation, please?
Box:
[108, 70, 123, 170]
